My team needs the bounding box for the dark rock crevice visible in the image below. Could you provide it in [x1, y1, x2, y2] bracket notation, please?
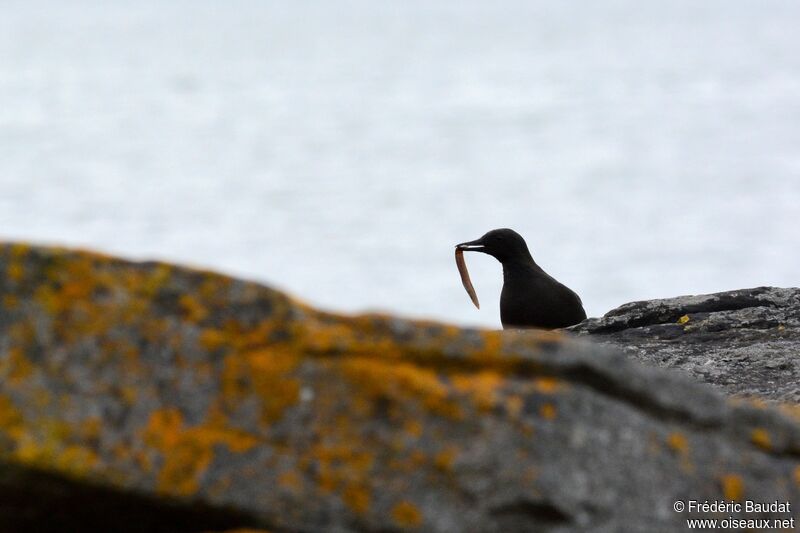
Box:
[488, 498, 573, 530]
[0, 462, 268, 533]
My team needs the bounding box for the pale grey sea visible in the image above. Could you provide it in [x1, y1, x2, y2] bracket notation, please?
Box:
[1, 1, 799, 328]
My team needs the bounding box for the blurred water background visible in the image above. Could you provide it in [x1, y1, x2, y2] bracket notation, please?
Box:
[1, 0, 798, 328]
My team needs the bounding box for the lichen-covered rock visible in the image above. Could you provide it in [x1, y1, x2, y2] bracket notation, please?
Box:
[569, 287, 800, 403]
[1, 244, 799, 532]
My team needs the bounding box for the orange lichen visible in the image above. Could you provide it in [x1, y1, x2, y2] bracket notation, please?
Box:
[317, 468, 337, 493]
[479, 331, 503, 357]
[61, 279, 93, 300]
[6, 261, 24, 282]
[505, 395, 523, 417]
[119, 385, 139, 404]
[143, 408, 184, 451]
[10, 416, 98, 477]
[343, 485, 372, 515]
[8, 243, 30, 256]
[403, 420, 422, 438]
[300, 441, 375, 502]
[1, 347, 34, 384]
[408, 450, 427, 468]
[179, 294, 209, 322]
[747, 398, 768, 410]
[80, 417, 102, 441]
[221, 350, 300, 425]
[777, 403, 800, 423]
[278, 470, 303, 492]
[140, 264, 173, 296]
[113, 442, 132, 462]
[7, 321, 34, 345]
[666, 432, 689, 455]
[159, 437, 214, 496]
[533, 377, 563, 394]
[304, 321, 358, 351]
[200, 328, 228, 351]
[0, 394, 23, 440]
[665, 432, 693, 472]
[34, 285, 66, 315]
[720, 474, 744, 501]
[392, 501, 423, 528]
[212, 318, 283, 353]
[451, 371, 503, 411]
[54, 444, 100, 475]
[198, 276, 224, 300]
[539, 403, 556, 420]
[32, 389, 51, 409]
[2, 294, 19, 310]
[434, 446, 458, 472]
[678, 315, 690, 324]
[142, 407, 258, 496]
[750, 428, 771, 451]
[340, 358, 462, 419]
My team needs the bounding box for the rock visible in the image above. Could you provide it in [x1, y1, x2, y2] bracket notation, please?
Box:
[0, 461, 262, 533]
[1, 244, 799, 532]
[569, 287, 800, 402]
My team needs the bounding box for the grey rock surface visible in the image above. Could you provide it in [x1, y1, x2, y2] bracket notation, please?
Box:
[569, 287, 800, 402]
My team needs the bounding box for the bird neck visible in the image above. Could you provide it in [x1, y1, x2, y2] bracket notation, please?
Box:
[501, 256, 541, 282]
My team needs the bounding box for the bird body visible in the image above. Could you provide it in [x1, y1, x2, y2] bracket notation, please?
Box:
[456, 228, 586, 329]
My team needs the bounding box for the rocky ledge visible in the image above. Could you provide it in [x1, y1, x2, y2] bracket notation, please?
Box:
[1, 243, 799, 532]
[570, 287, 800, 403]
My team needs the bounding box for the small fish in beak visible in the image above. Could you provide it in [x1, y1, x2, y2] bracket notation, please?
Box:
[455, 247, 480, 309]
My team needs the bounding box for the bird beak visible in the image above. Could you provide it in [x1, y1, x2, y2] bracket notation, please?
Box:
[455, 238, 486, 252]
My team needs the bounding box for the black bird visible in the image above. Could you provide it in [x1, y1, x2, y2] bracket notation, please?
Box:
[456, 228, 586, 329]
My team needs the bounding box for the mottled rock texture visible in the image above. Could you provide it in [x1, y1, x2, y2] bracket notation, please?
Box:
[570, 287, 800, 403]
[1, 244, 799, 532]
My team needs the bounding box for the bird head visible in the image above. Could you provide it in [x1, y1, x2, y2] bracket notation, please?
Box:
[456, 228, 532, 264]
